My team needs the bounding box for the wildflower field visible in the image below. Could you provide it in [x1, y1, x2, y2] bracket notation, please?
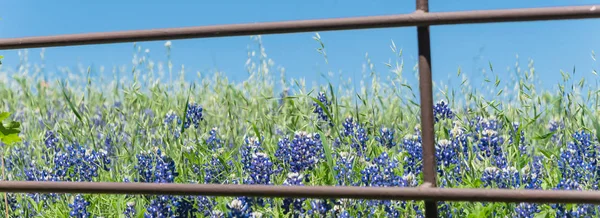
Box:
[0, 39, 599, 218]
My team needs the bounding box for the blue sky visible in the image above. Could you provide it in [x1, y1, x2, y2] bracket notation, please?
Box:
[1, 0, 600, 93]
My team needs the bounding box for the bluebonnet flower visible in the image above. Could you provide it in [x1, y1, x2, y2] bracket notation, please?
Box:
[473, 118, 507, 168]
[341, 116, 356, 137]
[184, 102, 204, 129]
[203, 156, 228, 184]
[227, 198, 252, 218]
[69, 195, 90, 218]
[336, 116, 369, 156]
[436, 139, 463, 187]
[275, 131, 325, 173]
[173, 196, 196, 217]
[210, 210, 225, 218]
[135, 148, 178, 183]
[144, 196, 175, 218]
[52, 143, 111, 182]
[334, 152, 356, 186]
[360, 152, 406, 217]
[401, 134, 423, 176]
[241, 137, 264, 171]
[336, 210, 350, 218]
[513, 156, 545, 217]
[307, 199, 332, 217]
[514, 202, 540, 218]
[244, 152, 274, 185]
[44, 131, 59, 151]
[399, 172, 419, 187]
[197, 196, 217, 217]
[557, 131, 596, 185]
[163, 111, 181, 138]
[375, 127, 396, 149]
[313, 91, 333, 125]
[553, 139, 599, 218]
[123, 202, 136, 218]
[481, 166, 520, 189]
[521, 156, 543, 190]
[0, 194, 18, 216]
[241, 149, 275, 208]
[23, 163, 59, 204]
[547, 118, 565, 143]
[206, 127, 223, 150]
[509, 122, 528, 153]
[551, 178, 595, 217]
[103, 135, 116, 157]
[361, 152, 400, 187]
[433, 100, 454, 122]
[282, 173, 306, 216]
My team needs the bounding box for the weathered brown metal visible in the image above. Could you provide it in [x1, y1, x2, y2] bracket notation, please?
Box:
[0, 5, 599, 50]
[416, 0, 439, 216]
[1, 181, 600, 204]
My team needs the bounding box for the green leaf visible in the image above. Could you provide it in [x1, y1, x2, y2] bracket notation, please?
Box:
[0, 112, 21, 146]
[534, 211, 549, 218]
[0, 134, 21, 145]
[59, 81, 83, 123]
[250, 123, 262, 145]
[0, 112, 9, 122]
[311, 97, 334, 125]
[538, 148, 554, 159]
[534, 132, 554, 140]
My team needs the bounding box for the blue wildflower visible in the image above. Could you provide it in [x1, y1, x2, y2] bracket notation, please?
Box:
[282, 173, 306, 216]
[206, 127, 223, 150]
[163, 111, 182, 138]
[44, 131, 59, 151]
[334, 152, 356, 186]
[123, 202, 136, 218]
[134, 148, 178, 183]
[375, 127, 396, 149]
[184, 102, 204, 129]
[197, 196, 217, 217]
[313, 91, 333, 126]
[69, 195, 90, 218]
[144, 196, 175, 218]
[336, 116, 369, 156]
[433, 100, 454, 122]
[401, 134, 423, 176]
[226, 198, 252, 218]
[307, 199, 332, 217]
[275, 131, 325, 173]
[173, 196, 196, 217]
[436, 139, 463, 187]
[244, 152, 274, 185]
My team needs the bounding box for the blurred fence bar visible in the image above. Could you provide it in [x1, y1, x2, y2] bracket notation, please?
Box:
[415, 0, 438, 217]
[1, 3, 600, 217]
[0, 5, 599, 50]
[3, 181, 600, 204]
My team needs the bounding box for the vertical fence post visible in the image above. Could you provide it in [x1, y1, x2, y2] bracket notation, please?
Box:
[416, 0, 438, 217]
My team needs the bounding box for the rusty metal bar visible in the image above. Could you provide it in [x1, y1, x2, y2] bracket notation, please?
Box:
[1, 181, 600, 204]
[0, 5, 599, 50]
[416, 0, 438, 217]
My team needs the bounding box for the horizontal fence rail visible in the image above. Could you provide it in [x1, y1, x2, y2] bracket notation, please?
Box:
[2, 181, 600, 204]
[0, 5, 598, 50]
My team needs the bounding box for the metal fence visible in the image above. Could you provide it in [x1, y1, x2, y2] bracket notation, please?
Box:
[0, 1, 599, 217]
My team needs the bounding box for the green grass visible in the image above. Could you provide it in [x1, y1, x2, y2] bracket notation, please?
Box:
[0, 38, 598, 217]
